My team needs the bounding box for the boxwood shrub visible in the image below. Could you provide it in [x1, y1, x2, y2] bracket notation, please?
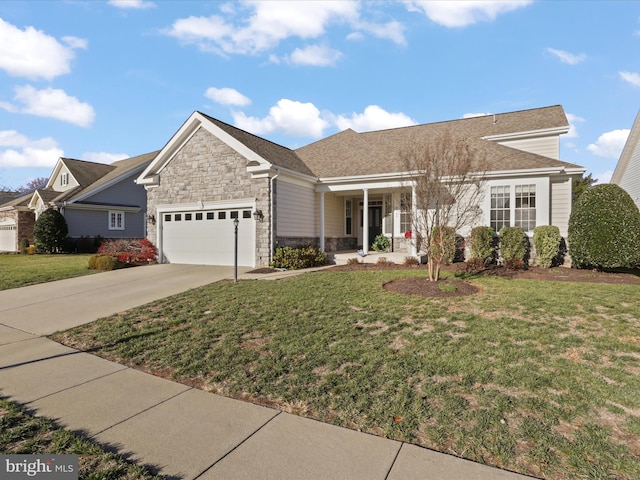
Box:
[568, 183, 640, 269]
[499, 226, 528, 269]
[271, 245, 328, 270]
[468, 226, 495, 266]
[533, 225, 563, 268]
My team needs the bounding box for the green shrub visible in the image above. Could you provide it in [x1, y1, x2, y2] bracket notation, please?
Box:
[431, 226, 456, 264]
[533, 225, 563, 268]
[499, 226, 528, 269]
[88, 254, 123, 271]
[33, 208, 68, 253]
[568, 184, 640, 269]
[271, 245, 328, 270]
[371, 234, 391, 253]
[468, 226, 495, 265]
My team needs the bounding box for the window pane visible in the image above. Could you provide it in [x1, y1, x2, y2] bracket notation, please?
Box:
[230, 211, 239, 219]
[196, 212, 203, 220]
[243, 210, 251, 219]
[218, 212, 226, 220]
[164, 214, 171, 222]
[207, 212, 214, 220]
[185, 213, 192, 221]
[175, 214, 181, 221]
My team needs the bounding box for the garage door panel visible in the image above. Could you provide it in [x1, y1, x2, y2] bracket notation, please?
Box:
[161, 208, 255, 266]
[0, 224, 17, 252]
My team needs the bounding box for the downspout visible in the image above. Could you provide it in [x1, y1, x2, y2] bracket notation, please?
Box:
[270, 169, 280, 264]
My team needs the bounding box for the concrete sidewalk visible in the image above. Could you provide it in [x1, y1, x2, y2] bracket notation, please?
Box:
[0, 265, 534, 479]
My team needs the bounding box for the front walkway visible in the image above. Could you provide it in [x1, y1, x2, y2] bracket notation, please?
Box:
[0, 265, 533, 480]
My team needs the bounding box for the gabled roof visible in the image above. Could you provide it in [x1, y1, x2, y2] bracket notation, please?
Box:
[200, 113, 314, 176]
[138, 112, 314, 184]
[0, 191, 32, 210]
[611, 109, 640, 184]
[35, 151, 157, 207]
[295, 105, 581, 178]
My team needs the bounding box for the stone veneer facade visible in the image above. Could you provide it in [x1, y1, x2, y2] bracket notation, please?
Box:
[145, 128, 272, 267]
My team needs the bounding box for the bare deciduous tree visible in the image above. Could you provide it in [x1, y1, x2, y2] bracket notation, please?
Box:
[401, 130, 487, 281]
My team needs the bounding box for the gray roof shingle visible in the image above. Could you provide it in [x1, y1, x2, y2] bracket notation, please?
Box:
[295, 105, 582, 178]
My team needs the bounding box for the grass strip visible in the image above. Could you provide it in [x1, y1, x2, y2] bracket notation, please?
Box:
[0, 397, 162, 479]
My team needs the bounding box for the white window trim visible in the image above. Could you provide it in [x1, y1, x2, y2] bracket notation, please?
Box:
[109, 210, 125, 230]
[61, 172, 69, 186]
[485, 178, 549, 234]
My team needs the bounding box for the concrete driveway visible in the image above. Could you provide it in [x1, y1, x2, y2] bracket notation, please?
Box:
[0, 264, 249, 336]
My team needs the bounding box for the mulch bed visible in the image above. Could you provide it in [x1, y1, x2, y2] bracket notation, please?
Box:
[248, 262, 640, 298]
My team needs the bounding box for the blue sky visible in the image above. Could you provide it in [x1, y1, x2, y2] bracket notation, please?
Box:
[1, 0, 639, 190]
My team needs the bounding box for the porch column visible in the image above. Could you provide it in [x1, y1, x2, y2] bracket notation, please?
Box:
[362, 188, 369, 255]
[411, 184, 418, 257]
[319, 191, 325, 252]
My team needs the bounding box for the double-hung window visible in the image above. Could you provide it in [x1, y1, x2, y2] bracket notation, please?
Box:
[490, 184, 537, 232]
[515, 185, 536, 231]
[109, 210, 124, 230]
[490, 186, 510, 232]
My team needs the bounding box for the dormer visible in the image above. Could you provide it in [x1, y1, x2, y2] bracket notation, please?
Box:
[46, 160, 80, 193]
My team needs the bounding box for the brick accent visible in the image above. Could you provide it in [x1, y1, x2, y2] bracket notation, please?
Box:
[146, 128, 271, 267]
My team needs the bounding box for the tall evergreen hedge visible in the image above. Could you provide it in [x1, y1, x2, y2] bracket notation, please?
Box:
[33, 208, 68, 253]
[568, 184, 640, 269]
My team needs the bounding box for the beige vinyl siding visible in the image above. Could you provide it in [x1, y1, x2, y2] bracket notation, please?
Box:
[495, 136, 560, 159]
[551, 177, 572, 237]
[276, 179, 316, 237]
[321, 193, 344, 237]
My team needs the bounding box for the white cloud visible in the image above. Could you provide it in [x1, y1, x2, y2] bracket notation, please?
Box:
[285, 44, 343, 66]
[164, 1, 405, 57]
[0, 130, 63, 168]
[335, 105, 416, 132]
[547, 48, 587, 65]
[204, 87, 251, 106]
[0, 18, 86, 80]
[619, 71, 640, 87]
[463, 112, 492, 118]
[232, 99, 329, 138]
[8, 85, 95, 127]
[565, 113, 586, 138]
[354, 19, 406, 45]
[404, 0, 532, 28]
[82, 152, 129, 164]
[592, 170, 613, 185]
[587, 129, 630, 158]
[108, 0, 155, 9]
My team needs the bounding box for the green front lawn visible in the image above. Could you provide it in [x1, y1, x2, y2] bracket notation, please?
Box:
[0, 254, 98, 291]
[52, 270, 640, 479]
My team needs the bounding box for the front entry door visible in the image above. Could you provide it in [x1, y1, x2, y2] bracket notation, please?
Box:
[368, 206, 382, 247]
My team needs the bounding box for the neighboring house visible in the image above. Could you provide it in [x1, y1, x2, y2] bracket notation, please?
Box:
[611, 109, 640, 211]
[137, 105, 585, 268]
[0, 191, 34, 252]
[0, 152, 157, 252]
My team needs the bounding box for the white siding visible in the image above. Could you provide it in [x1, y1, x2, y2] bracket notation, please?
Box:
[276, 179, 316, 237]
[322, 193, 344, 237]
[496, 136, 560, 159]
[617, 140, 640, 211]
[551, 178, 572, 237]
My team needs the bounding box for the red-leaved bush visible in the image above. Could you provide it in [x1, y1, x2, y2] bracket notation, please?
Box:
[97, 238, 157, 264]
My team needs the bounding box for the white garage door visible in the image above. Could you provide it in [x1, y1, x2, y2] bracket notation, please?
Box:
[161, 208, 255, 266]
[0, 222, 17, 252]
